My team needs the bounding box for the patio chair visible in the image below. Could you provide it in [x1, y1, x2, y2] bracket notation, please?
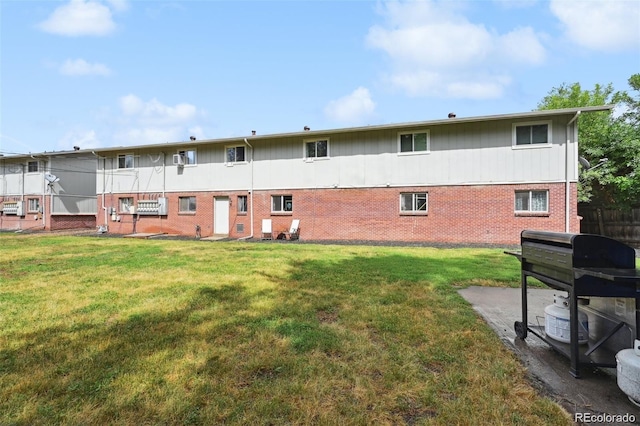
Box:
[284, 219, 300, 241]
[261, 219, 273, 240]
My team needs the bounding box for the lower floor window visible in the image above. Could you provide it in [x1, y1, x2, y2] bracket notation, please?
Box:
[272, 195, 293, 213]
[179, 196, 197, 213]
[28, 198, 40, 213]
[515, 190, 548, 212]
[119, 197, 134, 213]
[237, 195, 247, 213]
[400, 192, 428, 213]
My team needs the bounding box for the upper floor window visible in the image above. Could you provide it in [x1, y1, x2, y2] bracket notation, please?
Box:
[513, 121, 551, 147]
[27, 161, 39, 173]
[118, 154, 134, 169]
[178, 149, 197, 165]
[399, 131, 429, 153]
[226, 146, 246, 163]
[400, 193, 428, 214]
[305, 139, 329, 159]
[515, 190, 548, 212]
[272, 195, 293, 213]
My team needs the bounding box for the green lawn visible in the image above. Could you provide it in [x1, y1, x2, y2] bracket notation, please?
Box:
[0, 234, 571, 425]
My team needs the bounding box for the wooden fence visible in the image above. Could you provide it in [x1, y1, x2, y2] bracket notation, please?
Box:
[579, 205, 640, 248]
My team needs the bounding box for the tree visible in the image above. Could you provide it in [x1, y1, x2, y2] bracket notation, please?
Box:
[537, 75, 640, 208]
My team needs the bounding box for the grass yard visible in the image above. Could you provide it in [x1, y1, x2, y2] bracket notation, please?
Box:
[0, 234, 571, 425]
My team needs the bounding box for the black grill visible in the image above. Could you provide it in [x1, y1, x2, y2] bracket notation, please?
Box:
[509, 230, 640, 378]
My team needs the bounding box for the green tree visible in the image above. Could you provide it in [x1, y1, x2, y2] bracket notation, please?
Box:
[537, 75, 640, 207]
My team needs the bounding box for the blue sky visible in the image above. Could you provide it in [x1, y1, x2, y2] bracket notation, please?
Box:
[1, 0, 639, 155]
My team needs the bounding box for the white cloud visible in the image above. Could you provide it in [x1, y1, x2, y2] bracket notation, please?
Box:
[550, 0, 640, 52]
[115, 95, 204, 144]
[57, 129, 102, 151]
[38, 0, 122, 36]
[59, 59, 111, 76]
[366, 0, 546, 99]
[119, 94, 198, 125]
[324, 87, 376, 123]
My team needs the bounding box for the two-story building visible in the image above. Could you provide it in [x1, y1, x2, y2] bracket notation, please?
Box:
[91, 106, 611, 245]
[0, 151, 97, 232]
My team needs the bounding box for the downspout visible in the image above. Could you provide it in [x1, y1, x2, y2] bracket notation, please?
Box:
[566, 111, 581, 233]
[41, 158, 47, 229]
[92, 151, 109, 229]
[238, 137, 254, 240]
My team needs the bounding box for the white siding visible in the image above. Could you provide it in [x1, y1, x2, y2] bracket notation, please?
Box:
[96, 114, 578, 194]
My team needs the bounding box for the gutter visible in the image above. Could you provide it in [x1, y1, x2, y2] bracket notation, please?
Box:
[238, 138, 254, 240]
[566, 111, 581, 233]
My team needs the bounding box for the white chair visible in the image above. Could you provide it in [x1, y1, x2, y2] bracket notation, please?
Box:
[284, 219, 300, 240]
[261, 219, 273, 240]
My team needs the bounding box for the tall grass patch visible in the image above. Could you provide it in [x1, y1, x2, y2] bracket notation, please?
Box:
[0, 235, 570, 425]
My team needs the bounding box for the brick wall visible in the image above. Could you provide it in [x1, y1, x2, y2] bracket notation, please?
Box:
[49, 215, 96, 231]
[98, 182, 577, 245]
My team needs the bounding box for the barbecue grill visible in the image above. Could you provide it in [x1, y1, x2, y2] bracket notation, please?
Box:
[508, 230, 640, 378]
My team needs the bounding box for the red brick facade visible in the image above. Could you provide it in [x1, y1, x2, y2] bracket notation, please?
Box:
[97, 182, 578, 245]
[0, 195, 96, 232]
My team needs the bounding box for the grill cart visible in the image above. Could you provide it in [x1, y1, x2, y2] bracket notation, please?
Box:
[507, 230, 640, 378]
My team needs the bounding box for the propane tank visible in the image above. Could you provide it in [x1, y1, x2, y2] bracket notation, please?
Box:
[544, 294, 589, 344]
[616, 339, 640, 407]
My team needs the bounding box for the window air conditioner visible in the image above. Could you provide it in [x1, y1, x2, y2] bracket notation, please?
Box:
[172, 154, 185, 166]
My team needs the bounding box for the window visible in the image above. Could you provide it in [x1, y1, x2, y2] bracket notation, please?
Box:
[305, 139, 329, 159]
[515, 190, 548, 212]
[178, 149, 197, 165]
[119, 197, 134, 213]
[179, 196, 197, 213]
[399, 131, 429, 153]
[237, 195, 247, 213]
[27, 161, 39, 173]
[28, 198, 40, 213]
[118, 154, 134, 169]
[226, 146, 246, 163]
[513, 122, 551, 146]
[272, 195, 293, 213]
[400, 193, 428, 213]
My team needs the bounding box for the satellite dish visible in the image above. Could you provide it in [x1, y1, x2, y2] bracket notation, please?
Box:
[578, 156, 591, 169]
[44, 173, 60, 184]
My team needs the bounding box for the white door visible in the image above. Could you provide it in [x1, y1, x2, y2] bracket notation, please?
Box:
[214, 197, 229, 235]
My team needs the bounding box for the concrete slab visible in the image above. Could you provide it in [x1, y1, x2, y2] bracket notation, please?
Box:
[123, 233, 167, 239]
[459, 286, 640, 422]
[200, 235, 229, 241]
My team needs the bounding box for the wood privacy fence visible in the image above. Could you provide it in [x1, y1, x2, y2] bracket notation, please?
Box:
[579, 205, 640, 248]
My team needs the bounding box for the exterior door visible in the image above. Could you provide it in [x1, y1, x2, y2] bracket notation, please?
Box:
[214, 197, 230, 235]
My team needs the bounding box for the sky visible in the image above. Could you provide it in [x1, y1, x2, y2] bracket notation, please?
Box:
[1, 0, 639, 155]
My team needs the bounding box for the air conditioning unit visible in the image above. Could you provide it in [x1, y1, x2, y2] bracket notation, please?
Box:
[16, 201, 24, 217]
[172, 154, 185, 166]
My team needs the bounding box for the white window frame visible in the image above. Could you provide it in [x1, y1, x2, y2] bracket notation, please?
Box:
[119, 197, 134, 214]
[512, 121, 552, 149]
[271, 195, 293, 213]
[117, 153, 135, 169]
[27, 161, 39, 173]
[400, 192, 428, 214]
[177, 149, 197, 166]
[28, 198, 40, 213]
[398, 130, 430, 155]
[303, 138, 330, 161]
[514, 190, 549, 213]
[226, 145, 247, 165]
[179, 196, 197, 213]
